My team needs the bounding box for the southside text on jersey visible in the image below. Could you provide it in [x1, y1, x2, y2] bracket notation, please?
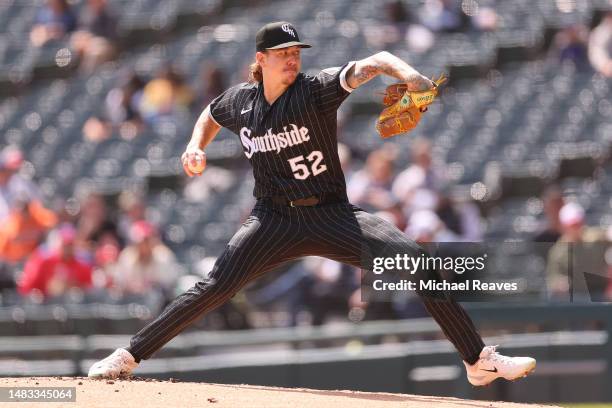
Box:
[240, 124, 310, 158]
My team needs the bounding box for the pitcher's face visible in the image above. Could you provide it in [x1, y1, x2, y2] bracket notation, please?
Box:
[259, 46, 302, 85]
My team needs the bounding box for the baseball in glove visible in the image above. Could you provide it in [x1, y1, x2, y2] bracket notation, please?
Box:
[375, 74, 447, 138]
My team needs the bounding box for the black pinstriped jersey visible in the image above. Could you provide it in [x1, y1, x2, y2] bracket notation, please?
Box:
[209, 61, 356, 201]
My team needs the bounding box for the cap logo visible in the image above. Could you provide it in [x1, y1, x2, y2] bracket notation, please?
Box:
[281, 23, 296, 37]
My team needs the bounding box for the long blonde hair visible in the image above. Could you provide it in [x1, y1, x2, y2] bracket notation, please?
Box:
[249, 51, 267, 83]
[249, 60, 263, 83]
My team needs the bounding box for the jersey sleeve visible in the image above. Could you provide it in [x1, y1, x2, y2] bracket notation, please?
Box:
[311, 61, 356, 115]
[208, 84, 244, 133]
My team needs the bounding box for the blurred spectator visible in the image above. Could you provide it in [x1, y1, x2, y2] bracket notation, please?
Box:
[49, 196, 86, 226]
[70, 0, 118, 73]
[406, 209, 460, 242]
[546, 203, 609, 300]
[30, 0, 77, 47]
[184, 165, 237, 203]
[419, 0, 467, 33]
[588, 11, 612, 77]
[110, 221, 179, 296]
[385, 0, 412, 25]
[392, 138, 445, 213]
[436, 193, 483, 241]
[82, 116, 112, 142]
[0, 198, 57, 264]
[76, 192, 121, 251]
[197, 63, 226, 108]
[0, 261, 16, 292]
[534, 186, 565, 243]
[0, 146, 41, 222]
[457, 199, 483, 241]
[0, 146, 55, 289]
[405, 23, 435, 54]
[117, 191, 146, 240]
[92, 237, 120, 289]
[82, 200, 123, 294]
[297, 259, 358, 326]
[470, 6, 498, 32]
[139, 65, 194, 125]
[348, 147, 399, 212]
[383, 0, 413, 43]
[364, 25, 402, 49]
[18, 224, 92, 299]
[436, 193, 462, 237]
[107, 73, 146, 127]
[251, 257, 359, 326]
[84, 72, 146, 142]
[550, 24, 589, 67]
[384, 0, 435, 53]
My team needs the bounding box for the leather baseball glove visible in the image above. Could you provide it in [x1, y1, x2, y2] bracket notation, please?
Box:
[376, 74, 447, 138]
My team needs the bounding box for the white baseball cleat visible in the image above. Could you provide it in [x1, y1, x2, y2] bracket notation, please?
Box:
[464, 345, 536, 386]
[88, 348, 139, 379]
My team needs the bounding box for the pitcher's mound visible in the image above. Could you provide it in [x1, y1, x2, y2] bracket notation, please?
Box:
[0, 377, 561, 408]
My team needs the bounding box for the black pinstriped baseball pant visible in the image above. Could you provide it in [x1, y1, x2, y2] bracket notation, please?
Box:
[128, 199, 485, 364]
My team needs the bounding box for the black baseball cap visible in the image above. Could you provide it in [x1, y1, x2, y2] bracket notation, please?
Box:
[255, 22, 311, 52]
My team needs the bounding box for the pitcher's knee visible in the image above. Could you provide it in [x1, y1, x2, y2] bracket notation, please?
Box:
[186, 275, 243, 302]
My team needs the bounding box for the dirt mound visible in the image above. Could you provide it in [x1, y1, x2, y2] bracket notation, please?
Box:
[0, 377, 561, 408]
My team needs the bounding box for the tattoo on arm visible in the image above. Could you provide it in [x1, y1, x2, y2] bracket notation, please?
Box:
[355, 65, 378, 83]
[347, 51, 433, 91]
[346, 63, 379, 89]
[403, 71, 432, 91]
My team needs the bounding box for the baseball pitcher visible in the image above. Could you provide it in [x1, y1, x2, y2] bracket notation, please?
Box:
[89, 22, 536, 387]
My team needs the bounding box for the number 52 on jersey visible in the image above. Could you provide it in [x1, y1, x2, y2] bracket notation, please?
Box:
[288, 151, 327, 180]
